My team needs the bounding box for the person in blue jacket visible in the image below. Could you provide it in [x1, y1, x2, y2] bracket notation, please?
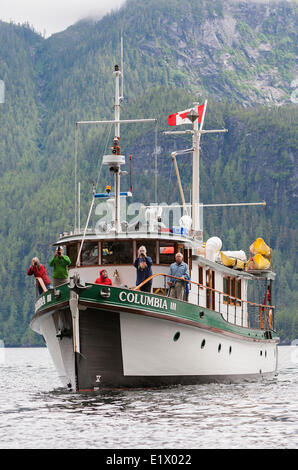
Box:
[168, 252, 189, 300]
[184, 274, 191, 301]
[134, 245, 153, 292]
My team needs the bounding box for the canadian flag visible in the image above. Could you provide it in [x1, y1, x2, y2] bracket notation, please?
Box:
[168, 103, 205, 126]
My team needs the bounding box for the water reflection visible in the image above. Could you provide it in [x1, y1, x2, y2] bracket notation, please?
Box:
[0, 347, 297, 449]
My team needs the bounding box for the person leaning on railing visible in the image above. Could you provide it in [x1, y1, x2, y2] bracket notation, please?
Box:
[27, 257, 51, 295]
[168, 252, 190, 301]
[49, 247, 71, 288]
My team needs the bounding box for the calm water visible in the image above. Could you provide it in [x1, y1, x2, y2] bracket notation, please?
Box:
[0, 346, 297, 449]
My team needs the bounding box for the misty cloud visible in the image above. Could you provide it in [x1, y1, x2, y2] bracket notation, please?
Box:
[0, 0, 126, 37]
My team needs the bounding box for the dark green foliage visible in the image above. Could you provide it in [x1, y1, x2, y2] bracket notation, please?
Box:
[0, 0, 297, 345]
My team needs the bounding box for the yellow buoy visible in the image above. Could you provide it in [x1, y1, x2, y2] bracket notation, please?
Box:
[253, 253, 271, 270]
[249, 237, 271, 258]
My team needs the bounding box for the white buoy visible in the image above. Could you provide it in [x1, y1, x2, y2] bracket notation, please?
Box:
[206, 237, 222, 262]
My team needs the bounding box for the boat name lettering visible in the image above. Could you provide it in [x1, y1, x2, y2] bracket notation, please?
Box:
[119, 291, 169, 310]
[35, 296, 46, 312]
[35, 293, 52, 312]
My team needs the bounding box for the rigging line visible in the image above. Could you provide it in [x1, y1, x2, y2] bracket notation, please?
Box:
[76, 123, 113, 265]
[154, 120, 158, 204]
[74, 123, 79, 231]
[95, 122, 113, 190]
[167, 160, 173, 203]
[74, 120, 112, 235]
[75, 186, 96, 268]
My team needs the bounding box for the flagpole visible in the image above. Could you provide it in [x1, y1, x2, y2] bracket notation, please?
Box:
[164, 100, 227, 240]
[192, 99, 207, 235]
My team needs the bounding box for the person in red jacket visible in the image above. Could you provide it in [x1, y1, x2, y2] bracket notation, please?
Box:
[27, 257, 51, 295]
[95, 269, 112, 286]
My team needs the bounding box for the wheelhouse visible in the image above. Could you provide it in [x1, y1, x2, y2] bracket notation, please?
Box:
[53, 230, 275, 333]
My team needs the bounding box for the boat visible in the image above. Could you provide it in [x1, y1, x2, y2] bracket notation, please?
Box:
[30, 61, 279, 391]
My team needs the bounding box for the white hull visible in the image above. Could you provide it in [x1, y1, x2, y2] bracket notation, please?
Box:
[33, 304, 278, 391]
[120, 312, 278, 377]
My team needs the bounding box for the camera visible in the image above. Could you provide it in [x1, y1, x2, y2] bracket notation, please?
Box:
[34, 262, 38, 267]
[57, 246, 62, 256]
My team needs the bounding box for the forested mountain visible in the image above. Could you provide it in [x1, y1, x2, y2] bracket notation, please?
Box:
[0, 0, 297, 345]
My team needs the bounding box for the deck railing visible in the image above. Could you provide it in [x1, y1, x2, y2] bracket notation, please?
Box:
[134, 273, 275, 331]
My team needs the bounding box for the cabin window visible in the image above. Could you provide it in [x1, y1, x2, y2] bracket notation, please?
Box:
[223, 277, 230, 303]
[137, 240, 156, 263]
[223, 277, 241, 305]
[159, 242, 175, 265]
[231, 278, 236, 304]
[206, 269, 215, 310]
[198, 266, 203, 289]
[66, 243, 78, 266]
[102, 241, 133, 265]
[81, 242, 99, 266]
[236, 279, 241, 306]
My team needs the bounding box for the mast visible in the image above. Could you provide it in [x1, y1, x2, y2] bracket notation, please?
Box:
[114, 64, 121, 138]
[113, 64, 122, 232]
[75, 57, 157, 235]
[192, 100, 207, 233]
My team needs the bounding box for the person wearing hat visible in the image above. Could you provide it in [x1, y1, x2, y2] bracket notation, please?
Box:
[95, 269, 112, 286]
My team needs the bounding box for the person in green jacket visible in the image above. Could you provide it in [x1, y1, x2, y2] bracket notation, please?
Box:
[49, 246, 71, 287]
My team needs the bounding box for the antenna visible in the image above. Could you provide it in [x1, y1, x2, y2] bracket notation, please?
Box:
[120, 36, 124, 101]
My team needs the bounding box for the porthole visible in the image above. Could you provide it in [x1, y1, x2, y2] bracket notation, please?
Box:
[260, 350, 263, 356]
[265, 350, 267, 358]
[201, 339, 206, 349]
[229, 346, 232, 355]
[173, 332, 180, 342]
[218, 344, 221, 353]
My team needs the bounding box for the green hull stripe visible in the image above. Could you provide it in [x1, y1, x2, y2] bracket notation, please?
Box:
[33, 284, 278, 341]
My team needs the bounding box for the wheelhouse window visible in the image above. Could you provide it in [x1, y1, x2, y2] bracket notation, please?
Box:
[81, 242, 99, 266]
[102, 241, 133, 264]
[159, 242, 175, 265]
[66, 244, 78, 266]
[136, 240, 156, 263]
